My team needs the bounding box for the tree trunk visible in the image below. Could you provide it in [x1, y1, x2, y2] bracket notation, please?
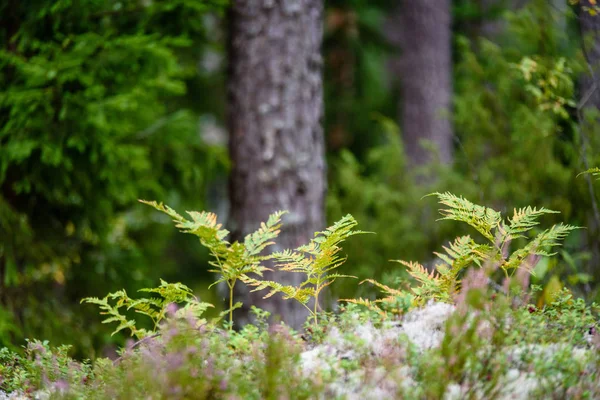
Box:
[227, 0, 325, 329]
[578, 1, 600, 289]
[389, 0, 454, 168]
[580, 2, 600, 109]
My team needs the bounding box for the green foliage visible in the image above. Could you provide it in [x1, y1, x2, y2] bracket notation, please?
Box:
[326, 121, 448, 300]
[141, 200, 285, 328]
[451, 1, 600, 296]
[359, 193, 577, 309]
[569, 0, 600, 16]
[513, 56, 576, 119]
[343, 278, 414, 318]
[516, 288, 600, 345]
[82, 279, 214, 339]
[244, 215, 367, 327]
[0, 340, 92, 395]
[1, 312, 316, 399]
[581, 167, 600, 180]
[2, 285, 598, 399]
[0, 0, 228, 352]
[326, 0, 600, 306]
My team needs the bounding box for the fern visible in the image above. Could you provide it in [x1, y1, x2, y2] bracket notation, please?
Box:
[503, 207, 559, 239]
[343, 279, 414, 318]
[82, 280, 213, 339]
[243, 215, 367, 327]
[579, 167, 600, 180]
[140, 200, 285, 328]
[433, 192, 502, 242]
[357, 193, 578, 309]
[430, 193, 578, 277]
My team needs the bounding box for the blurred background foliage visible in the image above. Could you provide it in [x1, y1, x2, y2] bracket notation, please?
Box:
[2, 0, 600, 356]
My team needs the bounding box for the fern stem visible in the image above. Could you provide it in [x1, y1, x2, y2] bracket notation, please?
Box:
[228, 280, 235, 330]
[313, 290, 319, 328]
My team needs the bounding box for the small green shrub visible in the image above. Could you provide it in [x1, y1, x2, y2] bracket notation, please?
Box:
[82, 280, 214, 339]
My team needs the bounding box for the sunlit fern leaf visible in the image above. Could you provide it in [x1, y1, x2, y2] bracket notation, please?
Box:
[247, 214, 367, 325]
[579, 167, 600, 180]
[112, 320, 139, 337]
[81, 294, 142, 338]
[359, 278, 404, 297]
[244, 211, 287, 257]
[504, 206, 559, 239]
[434, 236, 489, 281]
[177, 301, 214, 321]
[530, 223, 579, 254]
[140, 200, 230, 254]
[82, 279, 215, 338]
[504, 223, 580, 271]
[138, 200, 187, 224]
[432, 192, 502, 242]
[393, 260, 441, 286]
[128, 297, 163, 315]
[341, 297, 389, 318]
[243, 277, 314, 304]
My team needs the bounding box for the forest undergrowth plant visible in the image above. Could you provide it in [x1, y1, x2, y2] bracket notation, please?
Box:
[82, 280, 214, 339]
[242, 215, 368, 328]
[350, 192, 578, 314]
[139, 200, 286, 328]
[581, 167, 600, 180]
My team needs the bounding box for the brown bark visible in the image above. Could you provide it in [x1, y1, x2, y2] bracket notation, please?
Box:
[388, 0, 454, 168]
[580, 2, 600, 110]
[227, 0, 326, 329]
[578, 2, 600, 286]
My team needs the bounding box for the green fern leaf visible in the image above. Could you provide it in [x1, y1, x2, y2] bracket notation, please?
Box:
[504, 206, 559, 238]
[579, 167, 600, 180]
[432, 192, 502, 242]
[244, 211, 287, 257]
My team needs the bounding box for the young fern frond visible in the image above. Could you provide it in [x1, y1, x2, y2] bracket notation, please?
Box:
[432, 192, 502, 242]
[390, 260, 451, 302]
[244, 214, 367, 327]
[529, 223, 580, 254]
[503, 206, 559, 239]
[579, 167, 600, 180]
[242, 279, 313, 304]
[343, 297, 389, 318]
[353, 193, 578, 312]
[431, 193, 578, 278]
[504, 223, 579, 271]
[140, 200, 286, 328]
[140, 200, 229, 255]
[82, 291, 143, 338]
[82, 281, 213, 339]
[394, 260, 441, 288]
[343, 279, 415, 317]
[434, 235, 486, 273]
[244, 210, 286, 257]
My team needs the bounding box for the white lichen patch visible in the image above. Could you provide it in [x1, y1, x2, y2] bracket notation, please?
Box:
[399, 301, 456, 351]
[299, 301, 597, 399]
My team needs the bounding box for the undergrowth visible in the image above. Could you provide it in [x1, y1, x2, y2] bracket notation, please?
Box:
[1, 193, 599, 399]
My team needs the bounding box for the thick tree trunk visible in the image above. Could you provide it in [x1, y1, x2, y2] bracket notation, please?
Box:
[227, 0, 325, 329]
[388, 0, 454, 168]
